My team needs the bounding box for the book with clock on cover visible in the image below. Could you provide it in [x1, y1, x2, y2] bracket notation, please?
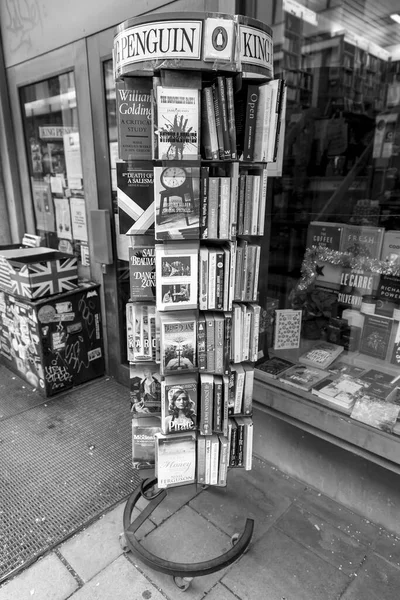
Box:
[117, 161, 154, 236]
[155, 431, 197, 488]
[154, 165, 200, 241]
[155, 241, 199, 311]
[255, 356, 295, 380]
[298, 342, 344, 370]
[273, 309, 302, 350]
[278, 364, 329, 391]
[159, 311, 197, 376]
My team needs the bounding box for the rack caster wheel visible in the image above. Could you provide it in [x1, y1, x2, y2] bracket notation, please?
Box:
[173, 576, 193, 591]
[119, 532, 129, 553]
[231, 532, 249, 554]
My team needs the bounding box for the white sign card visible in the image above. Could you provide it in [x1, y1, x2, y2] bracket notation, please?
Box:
[70, 197, 88, 242]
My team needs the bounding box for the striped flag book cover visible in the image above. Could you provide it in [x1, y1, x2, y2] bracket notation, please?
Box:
[117, 161, 154, 235]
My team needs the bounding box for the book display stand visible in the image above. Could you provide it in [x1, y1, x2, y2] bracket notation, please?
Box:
[114, 12, 283, 590]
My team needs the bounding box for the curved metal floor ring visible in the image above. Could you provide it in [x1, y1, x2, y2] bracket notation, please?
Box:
[123, 477, 254, 578]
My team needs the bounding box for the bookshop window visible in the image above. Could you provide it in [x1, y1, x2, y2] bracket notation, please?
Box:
[20, 72, 88, 262]
[103, 59, 130, 363]
[259, 0, 400, 426]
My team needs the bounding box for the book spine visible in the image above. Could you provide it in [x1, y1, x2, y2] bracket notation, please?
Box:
[244, 419, 253, 470]
[197, 315, 207, 371]
[205, 436, 212, 484]
[223, 312, 232, 374]
[204, 87, 219, 159]
[197, 435, 207, 484]
[244, 245, 256, 302]
[235, 418, 245, 466]
[212, 82, 225, 160]
[218, 177, 231, 240]
[208, 177, 220, 239]
[242, 368, 254, 415]
[240, 241, 249, 301]
[252, 84, 268, 162]
[237, 174, 246, 236]
[227, 242, 236, 311]
[229, 162, 239, 239]
[229, 419, 238, 466]
[235, 368, 245, 414]
[267, 82, 280, 162]
[210, 434, 220, 485]
[223, 248, 230, 312]
[217, 76, 231, 160]
[222, 375, 230, 437]
[234, 246, 243, 301]
[214, 316, 225, 374]
[250, 304, 261, 362]
[261, 85, 273, 162]
[206, 314, 216, 373]
[243, 175, 254, 236]
[243, 307, 252, 361]
[200, 375, 213, 435]
[200, 166, 209, 239]
[232, 304, 243, 363]
[257, 167, 268, 236]
[199, 247, 209, 311]
[243, 85, 259, 161]
[213, 376, 223, 433]
[208, 249, 217, 310]
[252, 245, 261, 302]
[215, 250, 225, 310]
[217, 435, 229, 486]
[273, 80, 284, 162]
[226, 77, 237, 160]
[250, 175, 260, 236]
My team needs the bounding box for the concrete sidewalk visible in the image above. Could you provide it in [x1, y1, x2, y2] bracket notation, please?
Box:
[1, 456, 400, 600]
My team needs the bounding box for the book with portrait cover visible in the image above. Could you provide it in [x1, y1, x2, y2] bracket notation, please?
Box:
[359, 314, 394, 360]
[130, 362, 161, 416]
[155, 241, 199, 311]
[273, 309, 302, 350]
[299, 342, 344, 370]
[161, 374, 198, 434]
[116, 78, 152, 160]
[117, 161, 154, 235]
[160, 311, 197, 375]
[132, 417, 161, 471]
[155, 431, 197, 488]
[153, 80, 200, 160]
[154, 165, 200, 241]
[278, 364, 329, 391]
[129, 239, 155, 302]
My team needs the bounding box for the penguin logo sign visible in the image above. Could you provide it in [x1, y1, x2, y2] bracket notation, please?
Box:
[212, 26, 228, 51]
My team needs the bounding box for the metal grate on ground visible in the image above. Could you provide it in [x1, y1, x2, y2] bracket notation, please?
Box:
[0, 375, 141, 584]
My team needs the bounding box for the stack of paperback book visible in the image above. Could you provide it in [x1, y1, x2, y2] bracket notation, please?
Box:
[115, 54, 282, 488]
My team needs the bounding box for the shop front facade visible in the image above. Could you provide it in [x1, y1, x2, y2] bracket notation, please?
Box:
[2, 0, 400, 533]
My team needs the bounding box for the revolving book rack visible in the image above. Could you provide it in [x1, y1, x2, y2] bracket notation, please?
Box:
[114, 11, 284, 589]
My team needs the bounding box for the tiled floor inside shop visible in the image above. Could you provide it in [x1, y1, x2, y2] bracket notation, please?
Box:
[1, 454, 400, 600]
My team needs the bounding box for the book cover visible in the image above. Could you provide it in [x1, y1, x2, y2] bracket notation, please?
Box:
[210, 433, 220, 485]
[298, 342, 344, 370]
[218, 177, 231, 239]
[377, 274, 400, 305]
[229, 418, 238, 466]
[391, 324, 400, 367]
[201, 87, 219, 160]
[243, 84, 259, 161]
[117, 161, 154, 235]
[155, 241, 199, 311]
[155, 431, 197, 488]
[216, 76, 231, 160]
[215, 249, 225, 310]
[235, 416, 253, 470]
[339, 225, 385, 259]
[242, 175, 254, 236]
[132, 417, 161, 470]
[237, 174, 246, 236]
[250, 175, 260, 236]
[359, 314, 394, 361]
[214, 312, 225, 374]
[229, 163, 239, 239]
[242, 363, 254, 416]
[328, 362, 365, 377]
[337, 268, 380, 310]
[222, 374, 230, 437]
[380, 230, 400, 264]
[211, 81, 225, 160]
[154, 84, 200, 160]
[154, 165, 200, 241]
[205, 436, 212, 484]
[197, 435, 207, 484]
[273, 309, 302, 350]
[200, 372, 214, 435]
[248, 303, 261, 363]
[253, 82, 272, 163]
[235, 417, 245, 466]
[257, 167, 268, 236]
[256, 356, 295, 380]
[206, 313, 216, 373]
[279, 364, 329, 391]
[363, 381, 399, 403]
[350, 396, 400, 433]
[161, 374, 198, 434]
[207, 177, 220, 239]
[311, 374, 367, 409]
[217, 434, 229, 486]
[197, 314, 207, 371]
[225, 77, 237, 160]
[199, 246, 209, 310]
[223, 312, 232, 374]
[231, 363, 245, 414]
[130, 362, 161, 416]
[306, 222, 344, 251]
[160, 311, 197, 375]
[360, 369, 400, 386]
[129, 240, 156, 302]
[265, 79, 280, 163]
[116, 78, 152, 160]
[126, 303, 156, 362]
[213, 375, 223, 433]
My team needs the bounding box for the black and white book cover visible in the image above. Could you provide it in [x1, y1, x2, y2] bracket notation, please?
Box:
[155, 241, 199, 311]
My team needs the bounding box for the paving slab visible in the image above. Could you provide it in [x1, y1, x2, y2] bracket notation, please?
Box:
[222, 526, 350, 600]
[68, 555, 165, 600]
[127, 504, 234, 600]
[373, 530, 400, 568]
[58, 501, 154, 582]
[0, 553, 78, 600]
[275, 503, 368, 575]
[144, 482, 201, 526]
[296, 487, 379, 547]
[340, 553, 400, 599]
[203, 582, 240, 600]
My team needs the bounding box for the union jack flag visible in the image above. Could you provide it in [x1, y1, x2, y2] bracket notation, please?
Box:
[10, 256, 78, 300]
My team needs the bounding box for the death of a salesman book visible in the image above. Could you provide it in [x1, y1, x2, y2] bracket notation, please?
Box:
[155, 431, 197, 488]
[130, 362, 161, 417]
[116, 78, 152, 160]
[155, 241, 199, 311]
[160, 311, 197, 375]
[299, 342, 344, 370]
[161, 374, 198, 434]
[153, 73, 201, 160]
[132, 417, 161, 470]
[129, 238, 155, 302]
[117, 161, 154, 235]
[154, 164, 200, 241]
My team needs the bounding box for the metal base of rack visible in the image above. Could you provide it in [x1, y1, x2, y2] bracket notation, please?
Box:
[120, 477, 254, 591]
